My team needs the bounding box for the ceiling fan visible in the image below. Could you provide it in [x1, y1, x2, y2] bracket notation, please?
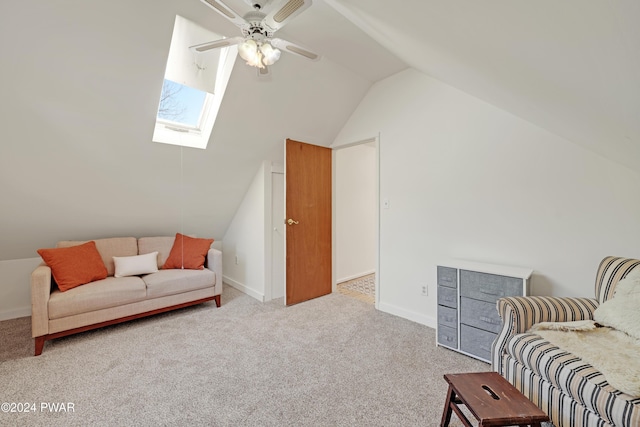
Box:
[190, 0, 319, 74]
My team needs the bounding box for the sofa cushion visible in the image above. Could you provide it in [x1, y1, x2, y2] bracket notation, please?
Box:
[143, 269, 215, 299]
[162, 233, 214, 270]
[138, 236, 175, 269]
[506, 332, 640, 426]
[48, 276, 147, 319]
[37, 241, 108, 292]
[57, 237, 138, 276]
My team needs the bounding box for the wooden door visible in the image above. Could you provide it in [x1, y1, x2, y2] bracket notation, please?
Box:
[285, 139, 332, 305]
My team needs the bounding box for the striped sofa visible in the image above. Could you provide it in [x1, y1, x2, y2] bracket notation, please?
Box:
[492, 256, 640, 427]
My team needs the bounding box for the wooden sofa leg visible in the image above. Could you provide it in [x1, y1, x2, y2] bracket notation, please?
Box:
[214, 295, 221, 307]
[34, 337, 45, 356]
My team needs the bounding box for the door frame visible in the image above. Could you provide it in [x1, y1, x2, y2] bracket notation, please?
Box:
[331, 136, 381, 309]
[265, 162, 284, 302]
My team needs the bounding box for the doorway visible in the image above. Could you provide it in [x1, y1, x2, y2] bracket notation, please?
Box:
[333, 138, 379, 306]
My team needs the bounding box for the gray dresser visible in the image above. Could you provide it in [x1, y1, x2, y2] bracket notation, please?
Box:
[436, 261, 533, 363]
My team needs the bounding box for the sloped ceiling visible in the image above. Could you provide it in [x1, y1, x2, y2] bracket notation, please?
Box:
[326, 0, 640, 172]
[0, 0, 403, 259]
[0, 0, 637, 260]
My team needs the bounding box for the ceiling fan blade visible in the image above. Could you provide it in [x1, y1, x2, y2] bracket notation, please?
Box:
[271, 38, 319, 61]
[199, 0, 248, 29]
[263, 0, 312, 32]
[189, 36, 244, 53]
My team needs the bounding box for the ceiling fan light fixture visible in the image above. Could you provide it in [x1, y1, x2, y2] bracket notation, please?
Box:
[238, 39, 267, 68]
[195, 0, 318, 72]
[260, 42, 281, 66]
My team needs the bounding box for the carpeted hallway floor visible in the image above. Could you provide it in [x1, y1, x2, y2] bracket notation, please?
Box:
[337, 274, 375, 304]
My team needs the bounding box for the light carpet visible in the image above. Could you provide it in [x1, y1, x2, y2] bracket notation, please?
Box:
[0, 285, 489, 426]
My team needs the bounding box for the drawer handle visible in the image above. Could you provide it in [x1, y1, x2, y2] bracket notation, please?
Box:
[480, 288, 504, 297]
[445, 336, 454, 342]
[480, 316, 501, 325]
[443, 296, 454, 301]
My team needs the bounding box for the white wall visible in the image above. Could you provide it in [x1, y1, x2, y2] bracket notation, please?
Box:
[335, 144, 377, 282]
[333, 68, 640, 327]
[222, 162, 267, 301]
[0, 258, 42, 320]
[0, 0, 370, 263]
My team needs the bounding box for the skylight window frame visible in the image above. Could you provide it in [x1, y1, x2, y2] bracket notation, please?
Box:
[152, 16, 237, 150]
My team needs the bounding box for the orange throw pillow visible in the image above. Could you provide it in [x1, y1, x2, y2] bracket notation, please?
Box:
[162, 233, 214, 270]
[37, 241, 108, 292]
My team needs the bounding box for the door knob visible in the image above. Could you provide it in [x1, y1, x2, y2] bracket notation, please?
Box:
[286, 218, 299, 226]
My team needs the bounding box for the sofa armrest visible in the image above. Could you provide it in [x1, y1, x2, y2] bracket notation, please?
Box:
[206, 248, 223, 296]
[31, 264, 52, 338]
[491, 295, 598, 375]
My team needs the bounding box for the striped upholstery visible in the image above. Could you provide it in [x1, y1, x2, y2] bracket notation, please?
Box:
[493, 256, 640, 427]
[492, 296, 599, 374]
[594, 257, 640, 304]
[505, 333, 640, 426]
[504, 358, 620, 427]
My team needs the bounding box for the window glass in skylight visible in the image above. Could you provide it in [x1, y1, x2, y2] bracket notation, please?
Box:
[157, 79, 207, 128]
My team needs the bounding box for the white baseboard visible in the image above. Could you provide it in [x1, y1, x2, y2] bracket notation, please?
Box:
[337, 270, 375, 284]
[0, 306, 31, 321]
[223, 276, 264, 302]
[377, 301, 436, 329]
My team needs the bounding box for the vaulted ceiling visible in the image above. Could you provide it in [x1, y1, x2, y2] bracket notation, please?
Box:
[328, 0, 639, 172]
[0, 0, 637, 260]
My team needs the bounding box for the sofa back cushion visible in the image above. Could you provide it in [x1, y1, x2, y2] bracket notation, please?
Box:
[57, 237, 138, 277]
[138, 236, 176, 269]
[594, 256, 640, 303]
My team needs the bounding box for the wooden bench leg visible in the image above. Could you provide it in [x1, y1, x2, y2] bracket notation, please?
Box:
[213, 294, 221, 307]
[440, 384, 455, 427]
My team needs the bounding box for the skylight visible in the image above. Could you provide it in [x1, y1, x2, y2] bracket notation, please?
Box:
[157, 79, 207, 128]
[152, 15, 237, 150]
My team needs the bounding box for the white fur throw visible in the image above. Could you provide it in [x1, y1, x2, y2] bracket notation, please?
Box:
[594, 266, 640, 340]
[529, 320, 598, 332]
[533, 327, 640, 397]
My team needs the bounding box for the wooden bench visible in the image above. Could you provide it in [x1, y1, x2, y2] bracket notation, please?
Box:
[440, 372, 550, 427]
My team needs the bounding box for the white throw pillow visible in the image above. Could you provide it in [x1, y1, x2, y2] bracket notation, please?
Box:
[113, 252, 159, 278]
[612, 266, 640, 297]
[594, 266, 640, 340]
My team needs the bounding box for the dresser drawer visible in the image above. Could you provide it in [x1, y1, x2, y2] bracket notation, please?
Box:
[437, 266, 457, 288]
[437, 324, 458, 348]
[460, 297, 502, 334]
[437, 285, 457, 308]
[460, 324, 496, 362]
[459, 270, 522, 303]
[438, 305, 457, 329]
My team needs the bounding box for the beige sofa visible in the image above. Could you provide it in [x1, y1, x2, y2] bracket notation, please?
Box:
[31, 236, 222, 356]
